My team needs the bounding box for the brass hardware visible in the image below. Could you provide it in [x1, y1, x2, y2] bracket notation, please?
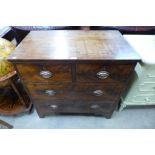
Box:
[49, 104, 58, 109]
[40, 71, 53, 78]
[93, 90, 104, 96]
[45, 90, 56, 96]
[90, 104, 100, 109]
[96, 71, 109, 79]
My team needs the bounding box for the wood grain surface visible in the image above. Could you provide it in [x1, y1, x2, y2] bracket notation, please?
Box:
[34, 99, 115, 118]
[27, 83, 122, 101]
[76, 63, 135, 83]
[8, 30, 140, 62]
[16, 63, 72, 83]
[8, 30, 140, 118]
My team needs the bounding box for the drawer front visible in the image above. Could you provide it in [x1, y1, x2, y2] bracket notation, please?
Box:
[130, 95, 155, 104]
[138, 83, 155, 92]
[141, 76, 155, 83]
[34, 100, 115, 117]
[16, 64, 72, 83]
[27, 83, 122, 102]
[76, 64, 134, 83]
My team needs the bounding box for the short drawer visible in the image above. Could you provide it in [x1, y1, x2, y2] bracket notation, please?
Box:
[27, 83, 122, 102]
[131, 95, 155, 104]
[141, 76, 155, 83]
[138, 83, 155, 92]
[76, 64, 135, 83]
[34, 100, 115, 118]
[16, 63, 72, 83]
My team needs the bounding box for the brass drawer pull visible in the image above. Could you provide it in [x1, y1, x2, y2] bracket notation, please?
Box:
[40, 71, 53, 78]
[96, 71, 109, 79]
[49, 104, 58, 109]
[90, 104, 100, 109]
[93, 90, 104, 96]
[45, 90, 56, 96]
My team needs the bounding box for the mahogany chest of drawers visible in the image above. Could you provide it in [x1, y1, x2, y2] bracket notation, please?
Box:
[8, 30, 140, 118]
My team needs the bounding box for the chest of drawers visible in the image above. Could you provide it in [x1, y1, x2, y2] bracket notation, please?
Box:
[120, 35, 155, 110]
[8, 30, 140, 118]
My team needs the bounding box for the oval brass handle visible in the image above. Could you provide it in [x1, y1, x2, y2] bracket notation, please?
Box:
[90, 104, 100, 109]
[93, 90, 104, 96]
[96, 71, 109, 79]
[45, 90, 56, 96]
[40, 71, 53, 78]
[49, 104, 58, 109]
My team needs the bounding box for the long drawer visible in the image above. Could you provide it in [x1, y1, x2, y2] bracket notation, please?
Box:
[16, 63, 72, 83]
[138, 83, 155, 92]
[76, 64, 135, 83]
[127, 94, 155, 104]
[34, 99, 115, 118]
[27, 83, 122, 102]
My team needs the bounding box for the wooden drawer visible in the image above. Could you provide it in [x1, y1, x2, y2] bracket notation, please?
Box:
[76, 64, 134, 83]
[130, 95, 155, 104]
[138, 83, 155, 92]
[27, 83, 122, 102]
[34, 100, 115, 118]
[16, 63, 72, 83]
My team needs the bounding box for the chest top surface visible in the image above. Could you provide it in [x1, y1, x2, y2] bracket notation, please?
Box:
[8, 30, 140, 62]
